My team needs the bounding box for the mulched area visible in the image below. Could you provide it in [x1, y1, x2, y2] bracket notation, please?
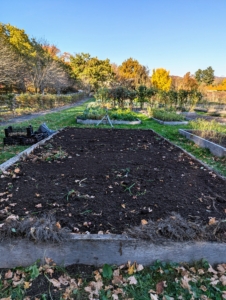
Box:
[0, 128, 226, 234]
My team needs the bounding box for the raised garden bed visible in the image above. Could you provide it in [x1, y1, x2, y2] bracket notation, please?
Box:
[0, 128, 226, 233]
[152, 117, 188, 125]
[179, 129, 226, 157]
[76, 117, 141, 125]
[0, 128, 226, 267]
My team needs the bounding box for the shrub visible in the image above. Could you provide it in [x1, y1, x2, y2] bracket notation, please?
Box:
[77, 107, 138, 121]
[150, 109, 185, 121]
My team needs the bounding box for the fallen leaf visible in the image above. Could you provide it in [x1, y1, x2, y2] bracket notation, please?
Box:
[149, 293, 159, 300]
[55, 222, 61, 229]
[127, 263, 135, 275]
[35, 204, 42, 208]
[112, 275, 123, 285]
[121, 204, 126, 209]
[58, 275, 69, 285]
[24, 281, 30, 289]
[208, 264, 218, 274]
[181, 275, 190, 290]
[5, 270, 13, 279]
[200, 285, 207, 291]
[220, 275, 226, 286]
[136, 264, 144, 272]
[35, 193, 40, 197]
[217, 264, 226, 275]
[141, 219, 148, 225]
[209, 217, 217, 225]
[13, 278, 24, 287]
[156, 281, 164, 294]
[14, 168, 20, 174]
[6, 215, 18, 221]
[198, 269, 205, 275]
[45, 257, 54, 265]
[49, 278, 61, 287]
[127, 275, 137, 285]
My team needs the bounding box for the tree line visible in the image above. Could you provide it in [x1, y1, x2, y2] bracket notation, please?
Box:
[0, 22, 217, 97]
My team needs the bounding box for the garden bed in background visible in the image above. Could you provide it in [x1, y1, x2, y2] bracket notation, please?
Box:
[179, 129, 226, 157]
[152, 117, 188, 125]
[0, 128, 226, 235]
[76, 117, 141, 125]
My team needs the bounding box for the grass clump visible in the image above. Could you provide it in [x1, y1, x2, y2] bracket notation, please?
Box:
[150, 108, 185, 121]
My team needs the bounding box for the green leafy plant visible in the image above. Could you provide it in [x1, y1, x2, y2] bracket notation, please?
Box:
[150, 108, 185, 121]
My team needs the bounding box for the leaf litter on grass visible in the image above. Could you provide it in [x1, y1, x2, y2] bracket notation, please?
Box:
[1, 259, 226, 299]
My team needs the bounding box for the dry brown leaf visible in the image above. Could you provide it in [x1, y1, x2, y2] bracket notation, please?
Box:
[156, 281, 164, 294]
[136, 264, 144, 272]
[35, 193, 40, 197]
[13, 278, 24, 287]
[35, 204, 42, 208]
[141, 219, 148, 225]
[58, 275, 69, 285]
[14, 168, 20, 174]
[210, 279, 219, 285]
[149, 293, 159, 300]
[77, 278, 82, 286]
[6, 215, 18, 221]
[127, 275, 137, 285]
[181, 275, 190, 290]
[94, 270, 102, 282]
[189, 267, 196, 273]
[45, 257, 54, 265]
[45, 268, 54, 277]
[112, 275, 123, 285]
[55, 222, 61, 229]
[200, 285, 207, 291]
[24, 281, 30, 289]
[217, 264, 226, 275]
[208, 264, 218, 274]
[220, 275, 226, 286]
[198, 269, 205, 275]
[0, 297, 12, 300]
[209, 217, 217, 225]
[4, 270, 13, 279]
[113, 269, 120, 277]
[121, 204, 126, 209]
[84, 280, 103, 297]
[49, 278, 61, 287]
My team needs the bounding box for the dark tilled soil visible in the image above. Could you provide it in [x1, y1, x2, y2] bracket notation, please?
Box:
[0, 128, 226, 234]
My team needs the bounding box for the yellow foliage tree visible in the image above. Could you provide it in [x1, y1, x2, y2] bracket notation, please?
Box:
[151, 68, 172, 91]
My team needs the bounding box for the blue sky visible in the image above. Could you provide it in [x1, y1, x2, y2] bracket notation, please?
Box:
[1, 0, 226, 77]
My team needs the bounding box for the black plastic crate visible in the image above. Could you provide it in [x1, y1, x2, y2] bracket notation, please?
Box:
[3, 125, 45, 146]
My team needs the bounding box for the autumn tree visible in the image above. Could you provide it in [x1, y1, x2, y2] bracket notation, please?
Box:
[70, 53, 113, 91]
[0, 37, 26, 91]
[195, 67, 214, 85]
[181, 72, 198, 91]
[151, 68, 172, 91]
[118, 58, 149, 88]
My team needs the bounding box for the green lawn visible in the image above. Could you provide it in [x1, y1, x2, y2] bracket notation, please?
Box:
[0, 98, 226, 176]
